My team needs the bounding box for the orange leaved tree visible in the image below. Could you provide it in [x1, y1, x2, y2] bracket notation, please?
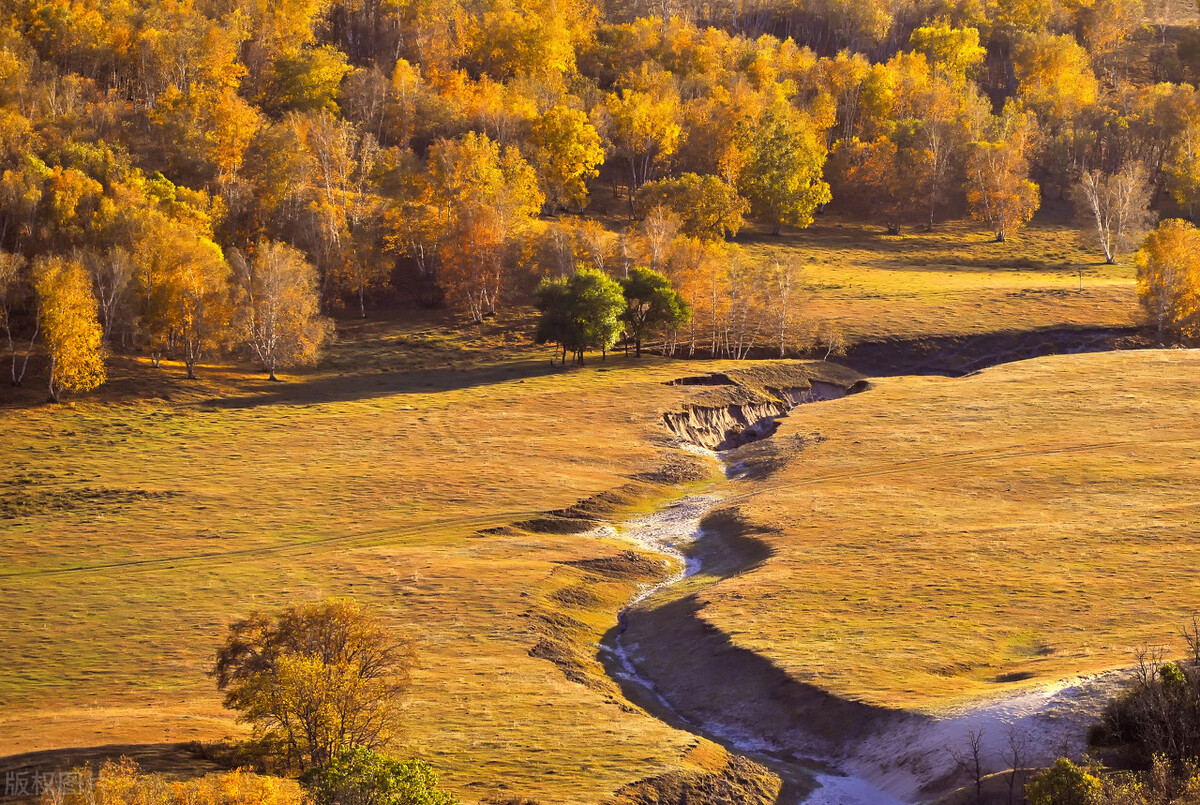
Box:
[32, 254, 105, 402]
[1136, 219, 1200, 344]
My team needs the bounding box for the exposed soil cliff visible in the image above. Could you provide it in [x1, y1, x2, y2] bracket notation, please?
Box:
[661, 364, 868, 450]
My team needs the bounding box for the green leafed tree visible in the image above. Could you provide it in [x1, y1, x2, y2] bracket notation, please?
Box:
[620, 266, 689, 357]
[737, 102, 832, 235]
[534, 275, 572, 361]
[534, 267, 625, 365]
[302, 748, 459, 805]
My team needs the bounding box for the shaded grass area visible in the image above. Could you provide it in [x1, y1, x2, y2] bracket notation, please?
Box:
[617, 507, 899, 750]
[694, 350, 1200, 713]
[0, 315, 818, 803]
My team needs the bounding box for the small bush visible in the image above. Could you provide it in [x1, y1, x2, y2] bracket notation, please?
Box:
[300, 748, 458, 805]
[40, 757, 304, 805]
[1026, 759, 1103, 805]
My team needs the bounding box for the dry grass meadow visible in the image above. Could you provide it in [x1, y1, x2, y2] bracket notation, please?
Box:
[0, 213, 1186, 801]
[696, 349, 1200, 712]
[0, 320, 760, 802]
[736, 216, 1137, 345]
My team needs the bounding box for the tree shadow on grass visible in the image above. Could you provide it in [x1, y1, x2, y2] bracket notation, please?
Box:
[200, 350, 686, 409]
[0, 742, 229, 785]
[199, 358, 556, 409]
[598, 508, 909, 804]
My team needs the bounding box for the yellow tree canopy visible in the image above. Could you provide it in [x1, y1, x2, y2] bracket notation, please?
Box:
[32, 253, 105, 400]
[1136, 218, 1200, 343]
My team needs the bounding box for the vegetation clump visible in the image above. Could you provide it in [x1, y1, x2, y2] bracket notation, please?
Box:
[213, 598, 413, 771]
[302, 748, 459, 805]
[38, 758, 306, 805]
[534, 267, 626, 364]
[1136, 219, 1200, 344]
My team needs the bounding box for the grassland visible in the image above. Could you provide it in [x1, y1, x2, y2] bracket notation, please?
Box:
[0, 316, 804, 803]
[0, 210, 1174, 802]
[685, 349, 1200, 713]
[735, 215, 1138, 346]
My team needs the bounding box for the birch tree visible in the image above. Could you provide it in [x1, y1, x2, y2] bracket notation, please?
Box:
[0, 250, 37, 385]
[425, 132, 542, 323]
[32, 254, 105, 402]
[1074, 163, 1155, 264]
[966, 102, 1040, 242]
[231, 240, 332, 381]
[966, 142, 1040, 242]
[83, 247, 134, 346]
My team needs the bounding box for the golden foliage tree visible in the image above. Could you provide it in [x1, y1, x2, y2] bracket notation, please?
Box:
[32, 253, 105, 401]
[600, 67, 684, 198]
[1166, 107, 1200, 220]
[1013, 32, 1099, 124]
[634, 173, 747, 241]
[967, 142, 1040, 242]
[529, 105, 605, 213]
[213, 598, 413, 771]
[134, 219, 232, 378]
[966, 104, 1041, 241]
[1136, 218, 1200, 343]
[230, 240, 332, 381]
[423, 132, 542, 322]
[908, 23, 986, 84]
[832, 133, 926, 235]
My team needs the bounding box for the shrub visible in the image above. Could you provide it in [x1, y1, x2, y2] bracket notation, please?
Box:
[301, 748, 459, 805]
[40, 758, 305, 805]
[1026, 758, 1103, 805]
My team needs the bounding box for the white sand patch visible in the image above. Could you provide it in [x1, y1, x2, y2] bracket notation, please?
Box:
[828, 669, 1131, 802]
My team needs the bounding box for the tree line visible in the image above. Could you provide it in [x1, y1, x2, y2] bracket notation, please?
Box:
[3, 0, 1200, 397]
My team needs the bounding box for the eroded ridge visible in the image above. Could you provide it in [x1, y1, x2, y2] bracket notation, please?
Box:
[662, 363, 868, 450]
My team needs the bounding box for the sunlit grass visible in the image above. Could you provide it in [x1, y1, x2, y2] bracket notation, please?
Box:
[0, 316, 770, 802]
[700, 349, 1200, 711]
[737, 216, 1137, 342]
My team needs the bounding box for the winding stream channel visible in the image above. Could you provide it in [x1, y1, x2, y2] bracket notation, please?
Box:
[598, 396, 1131, 804]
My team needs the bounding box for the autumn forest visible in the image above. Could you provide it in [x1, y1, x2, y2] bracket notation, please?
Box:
[1, 0, 1200, 398]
